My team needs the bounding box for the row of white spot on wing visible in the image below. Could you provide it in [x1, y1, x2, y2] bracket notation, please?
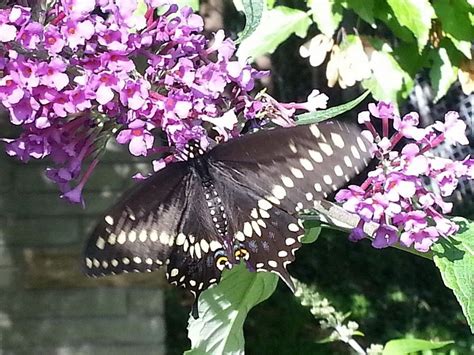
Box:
[100, 230, 172, 250]
[255, 260, 277, 269]
[85, 255, 163, 272]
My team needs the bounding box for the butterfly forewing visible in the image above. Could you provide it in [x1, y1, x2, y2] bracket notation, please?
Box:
[209, 121, 372, 214]
[83, 162, 190, 276]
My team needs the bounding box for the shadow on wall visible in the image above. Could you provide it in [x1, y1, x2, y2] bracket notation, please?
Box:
[0, 140, 168, 354]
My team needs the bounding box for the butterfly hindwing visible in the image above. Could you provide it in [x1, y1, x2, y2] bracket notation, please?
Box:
[209, 163, 303, 290]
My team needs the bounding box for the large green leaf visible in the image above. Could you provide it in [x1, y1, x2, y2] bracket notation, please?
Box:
[236, 6, 311, 61]
[295, 90, 370, 125]
[373, 2, 415, 43]
[386, 0, 435, 51]
[433, 0, 473, 42]
[236, 0, 264, 43]
[432, 218, 474, 333]
[382, 338, 454, 354]
[308, 0, 343, 37]
[185, 263, 278, 354]
[433, 0, 474, 59]
[429, 46, 458, 103]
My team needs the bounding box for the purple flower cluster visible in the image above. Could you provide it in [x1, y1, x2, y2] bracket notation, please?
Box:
[0, 1, 327, 204]
[336, 102, 473, 252]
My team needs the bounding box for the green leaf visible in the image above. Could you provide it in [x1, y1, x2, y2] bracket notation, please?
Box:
[433, 0, 474, 59]
[432, 218, 474, 333]
[302, 220, 322, 244]
[237, 6, 311, 61]
[362, 41, 412, 102]
[429, 46, 458, 102]
[308, 0, 343, 37]
[236, 0, 264, 43]
[266, 0, 276, 9]
[343, 0, 375, 26]
[373, 2, 416, 43]
[433, 0, 473, 42]
[447, 34, 472, 59]
[295, 90, 370, 125]
[185, 263, 278, 354]
[382, 338, 454, 354]
[393, 42, 428, 77]
[175, 0, 200, 11]
[386, 0, 435, 50]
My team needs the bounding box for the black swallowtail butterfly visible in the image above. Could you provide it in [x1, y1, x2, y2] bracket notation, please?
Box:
[83, 120, 372, 318]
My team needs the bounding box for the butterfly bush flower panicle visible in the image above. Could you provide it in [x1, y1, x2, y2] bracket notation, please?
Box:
[0, 1, 329, 204]
[336, 103, 473, 252]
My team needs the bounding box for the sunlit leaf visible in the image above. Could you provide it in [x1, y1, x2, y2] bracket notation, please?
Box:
[447, 35, 472, 59]
[373, 2, 415, 43]
[429, 47, 458, 103]
[266, 0, 276, 9]
[186, 264, 278, 354]
[432, 218, 474, 333]
[383, 338, 454, 354]
[362, 40, 412, 102]
[237, 6, 311, 61]
[386, 0, 435, 51]
[308, 0, 343, 37]
[175, 0, 200, 11]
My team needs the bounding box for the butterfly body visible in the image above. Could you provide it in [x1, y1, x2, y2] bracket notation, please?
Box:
[84, 120, 372, 318]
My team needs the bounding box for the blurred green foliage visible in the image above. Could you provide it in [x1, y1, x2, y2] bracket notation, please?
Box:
[237, 0, 474, 104]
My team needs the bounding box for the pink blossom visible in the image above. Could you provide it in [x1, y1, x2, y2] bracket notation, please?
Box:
[116, 120, 154, 156]
[38, 59, 70, 91]
[337, 102, 473, 252]
[433, 111, 469, 145]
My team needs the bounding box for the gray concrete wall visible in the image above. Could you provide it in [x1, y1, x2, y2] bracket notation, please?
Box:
[0, 144, 166, 355]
